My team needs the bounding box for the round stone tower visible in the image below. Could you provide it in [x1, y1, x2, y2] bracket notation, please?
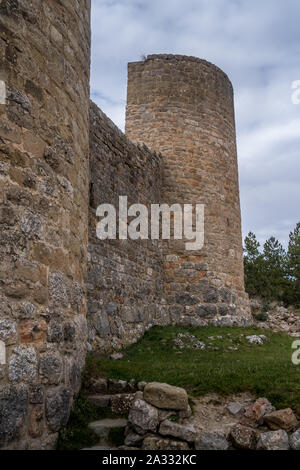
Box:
[126, 54, 251, 326]
[0, 0, 90, 449]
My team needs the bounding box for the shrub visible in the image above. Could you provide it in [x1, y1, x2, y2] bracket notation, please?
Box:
[255, 312, 268, 322]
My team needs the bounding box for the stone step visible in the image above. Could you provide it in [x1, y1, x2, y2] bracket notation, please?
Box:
[87, 394, 111, 407]
[88, 418, 128, 439]
[87, 393, 136, 414]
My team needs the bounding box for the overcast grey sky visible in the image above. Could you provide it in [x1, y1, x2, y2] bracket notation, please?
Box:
[90, 0, 300, 248]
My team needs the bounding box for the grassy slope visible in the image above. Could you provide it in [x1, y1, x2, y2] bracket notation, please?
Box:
[85, 325, 300, 415]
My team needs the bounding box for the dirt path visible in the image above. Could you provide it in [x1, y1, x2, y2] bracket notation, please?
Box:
[184, 392, 256, 434]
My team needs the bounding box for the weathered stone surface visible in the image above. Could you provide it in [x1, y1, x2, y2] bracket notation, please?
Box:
[45, 388, 71, 432]
[20, 212, 42, 239]
[111, 394, 136, 415]
[134, 391, 144, 401]
[9, 346, 37, 383]
[0, 319, 17, 345]
[176, 293, 198, 306]
[157, 409, 177, 422]
[128, 399, 159, 435]
[246, 335, 267, 345]
[39, 353, 63, 385]
[70, 362, 82, 396]
[124, 431, 144, 447]
[195, 431, 229, 450]
[264, 408, 298, 432]
[87, 395, 111, 408]
[159, 419, 197, 443]
[88, 101, 166, 354]
[227, 402, 245, 417]
[144, 382, 188, 410]
[196, 305, 218, 319]
[19, 319, 47, 346]
[0, 0, 90, 449]
[63, 322, 76, 342]
[28, 406, 44, 438]
[138, 382, 147, 391]
[173, 333, 206, 350]
[0, 384, 28, 445]
[257, 430, 290, 450]
[47, 322, 64, 344]
[142, 436, 189, 450]
[230, 424, 258, 450]
[290, 428, 300, 450]
[240, 398, 275, 428]
[178, 404, 193, 420]
[49, 273, 68, 308]
[29, 385, 44, 405]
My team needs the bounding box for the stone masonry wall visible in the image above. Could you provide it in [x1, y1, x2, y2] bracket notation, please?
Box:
[0, 4, 252, 449]
[126, 54, 251, 327]
[0, 0, 91, 449]
[88, 102, 169, 353]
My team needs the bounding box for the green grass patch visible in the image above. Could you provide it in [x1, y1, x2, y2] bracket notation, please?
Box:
[85, 325, 300, 415]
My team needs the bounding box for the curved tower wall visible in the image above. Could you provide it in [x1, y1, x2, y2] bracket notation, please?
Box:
[126, 54, 251, 325]
[0, 0, 90, 449]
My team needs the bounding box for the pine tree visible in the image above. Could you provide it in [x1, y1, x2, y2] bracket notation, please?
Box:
[286, 222, 300, 305]
[243, 232, 265, 297]
[263, 236, 287, 300]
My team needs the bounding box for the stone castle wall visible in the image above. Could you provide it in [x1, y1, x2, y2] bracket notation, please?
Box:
[0, 4, 251, 450]
[126, 54, 251, 326]
[0, 0, 91, 449]
[88, 102, 169, 352]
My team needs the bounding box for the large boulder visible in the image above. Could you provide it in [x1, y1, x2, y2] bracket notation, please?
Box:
[240, 398, 275, 428]
[128, 398, 159, 435]
[159, 419, 197, 443]
[142, 436, 189, 450]
[264, 408, 298, 432]
[257, 430, 290, 450]
[230, 424, 258, 450]
[143, 382, 188, 410]
[195, 431, 229, 450]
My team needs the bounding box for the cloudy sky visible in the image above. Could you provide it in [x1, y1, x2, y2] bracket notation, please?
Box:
[90, 0, 300, 248]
